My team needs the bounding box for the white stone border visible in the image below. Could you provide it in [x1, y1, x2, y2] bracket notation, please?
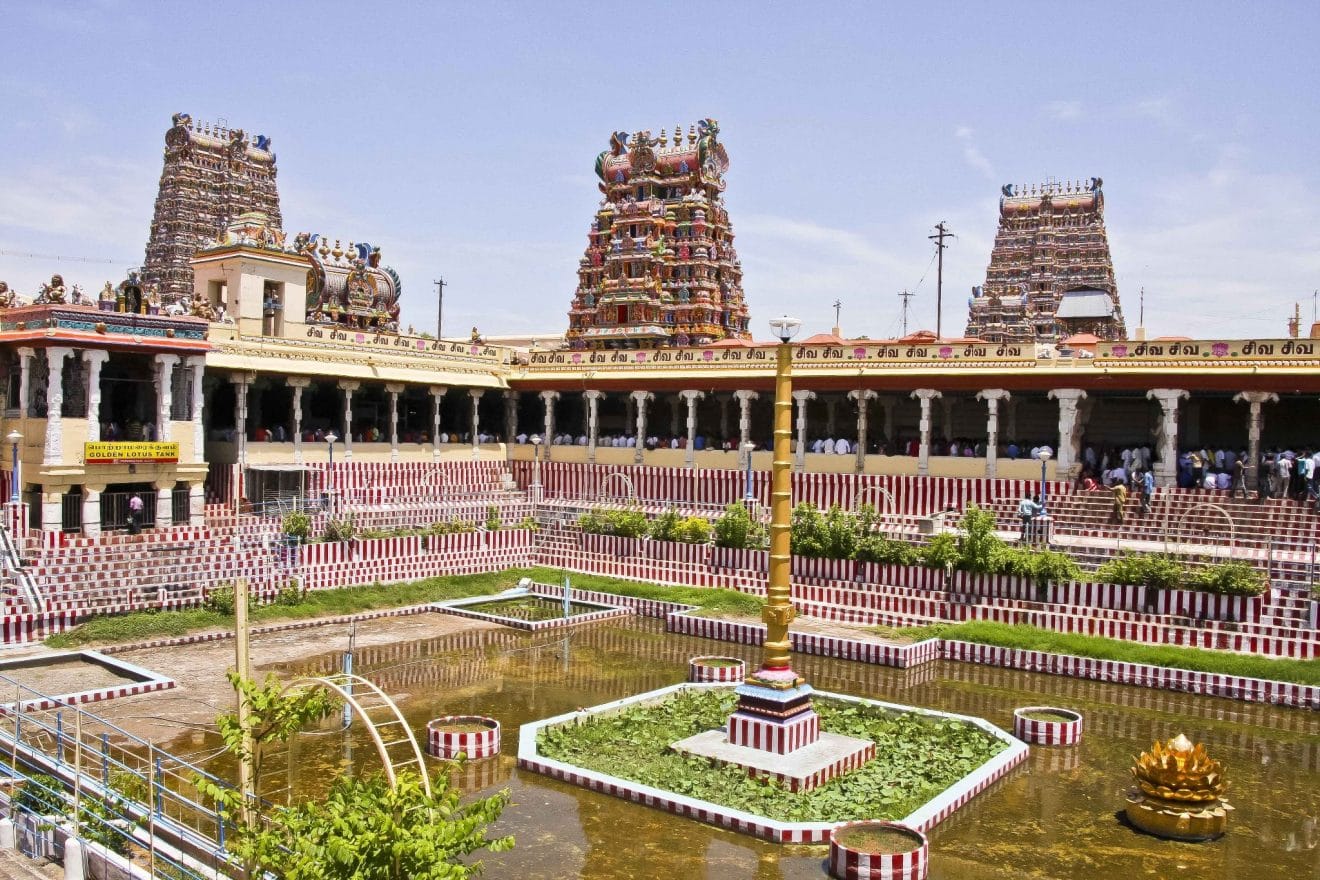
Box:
[0, 650, 176, 711]
[518, 682, 1027, 844]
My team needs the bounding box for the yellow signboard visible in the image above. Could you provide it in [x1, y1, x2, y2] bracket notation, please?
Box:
[84, 441, 179, 464]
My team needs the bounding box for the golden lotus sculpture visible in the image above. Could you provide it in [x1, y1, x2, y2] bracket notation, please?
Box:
[1125, 733, 1231, 841]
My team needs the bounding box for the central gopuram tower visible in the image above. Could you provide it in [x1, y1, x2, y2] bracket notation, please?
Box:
[142, 113, 282, 305]
[566, 120, 751, 350]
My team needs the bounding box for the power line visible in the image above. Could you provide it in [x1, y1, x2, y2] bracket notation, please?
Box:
[0, 249, 120, 265]
[897, 290, 915, 337]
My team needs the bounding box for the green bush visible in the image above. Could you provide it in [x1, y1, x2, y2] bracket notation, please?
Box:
[205, 583, 236, 616]
[822, 505, 858, 560]
[323, 516, 356, 543]
[712, 503, 762, 549]
[1097, 553, 1185, 591]
[920, 533, 961, 570]
[676, 516, 711, 545]
[853, 534, 918, 566]
[854, 502, 880, 536]
[790, 503, 827, 558]
[485, 505, 501, 532]
[578, 506, 648, 538]
[275, 578, 305, 607]
[1025, 549, 1082, 583]
[957, 505, 1002, 573]
[515, 515, 539, 531]
[1185, 561, 1267, 596]
[282, 511, 311, 541]
[648, 508, 681, 542]
[14, 773, 66, 817]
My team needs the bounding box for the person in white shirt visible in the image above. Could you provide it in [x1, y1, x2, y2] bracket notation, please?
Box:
[515, 433, 527, 444]
[577, 435, 588, 446]
[823, 438, 836, 454]
[811, 438, 823, 454]
[1215, 470, 1231, 490]
[835, 437, 851, 455]
[949, 440, 960, 457]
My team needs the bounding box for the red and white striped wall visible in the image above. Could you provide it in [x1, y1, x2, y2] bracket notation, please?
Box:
[688, 657, 745, 683]
[727, 709, 821, 754]
[427, 715, 501, 760]
[828, 822, 929, 880]
[1012, 707, 1083, 746]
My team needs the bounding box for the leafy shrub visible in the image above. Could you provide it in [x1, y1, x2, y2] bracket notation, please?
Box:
[428, 518, 476, 535]
[822, 505, 859, 560]
[648, 508, 681, 542]
[712, 503, 763, 549]
[282, 511, 311, 541]
[1024, 549, 1082, 584]
[323, 517, 356, 543]
[515, 515, 539, 531]
[676, 516, 711, 544]
[1185, 561, 1267, 596]
[1096, 553, 1184, 591]
[14, 773, 66, 817]
[854, 503, 880, 536]
[485, 505, 501, 532]
[920, 533, 961, 570]
[205, 583, 236, 615]
[957, 505, 1003, 573]
[275, 578, 306, 607]
[854, 534, 918, 566]
[790, 503, 827, 558]
[578, 506, 647, 538]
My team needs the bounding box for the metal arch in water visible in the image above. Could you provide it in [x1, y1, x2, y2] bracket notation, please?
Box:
[597, 472, 638, 504]
[283, 673, 431, 796]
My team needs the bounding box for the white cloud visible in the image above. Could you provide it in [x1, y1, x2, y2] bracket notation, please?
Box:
[955, 127, 995, 181]
[1044, 100, 1082, 121]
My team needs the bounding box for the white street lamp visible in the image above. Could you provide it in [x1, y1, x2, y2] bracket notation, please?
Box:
[6, 430, 21, 505]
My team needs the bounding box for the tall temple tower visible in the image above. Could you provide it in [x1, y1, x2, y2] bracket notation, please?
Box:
[566, 120, 751, 349]
[965, 178, 1125, 344]
[141, 113, 282, 304]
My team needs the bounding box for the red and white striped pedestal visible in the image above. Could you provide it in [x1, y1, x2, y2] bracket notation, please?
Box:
[427, 715, 501, 760]
[688, 656, 746, 683]
[1012, 707, 1083, 746]
[829, 821, 929, 880]
[727, 708, 821, 754]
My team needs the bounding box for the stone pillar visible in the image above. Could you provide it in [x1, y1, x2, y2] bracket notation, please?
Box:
[1146, 388, 1190, 487]
[825, 397, 838, 437]
[287, 377, 311, 463]
[153, 353, 180, 442]
[82, 484, 103, 538]
[849, 389, 877, 473]
[631, 391, 653, 464]
[189, 481, 205, 525]
[41, 489, 61, 534]
[429, 386, 446, 456]
[232, 373, 253, 468]
[792, 390, 816, 472]
[1233, 391, 1279, 489]
[469, 389, 484, 456]
[910, 389, 942, 476]
[385, 383, 403, 462]
[188, 357, 205, 463]
[625, 394, 636, 439]
[42, 347, 73, 465]
[680, 390, 704, 468]
[82, 350, 109, 442]
[1047, 389, 1087, 476]
[154, 481, 172, 528]
[734, 390, 758, 465]
[876, 395, 897, 447]
[717, 393, 732, 441]
[669, 394, 682, 437]
[503, 390, 518, 443]
[14, 348, 33, 419]
[976, 389, 1011, 478]
[338, 380, 359, 459]
[540, 390, 559, 460]
[939, 397, 955, 443]
[583, 390, 604, 463]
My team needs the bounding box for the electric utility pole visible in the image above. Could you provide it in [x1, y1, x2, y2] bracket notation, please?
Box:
[897, 290, 915, 337]
[928, 221, 954, 339]
[832, 299, 842, 334]
[433, 278, 446, 339]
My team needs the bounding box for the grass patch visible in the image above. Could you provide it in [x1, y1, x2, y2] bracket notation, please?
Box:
[917, 621, 1320, 686]
[1019, 709, 1078, 723]
[43, 566, 760, 649]
[537, 689, 1005, 823]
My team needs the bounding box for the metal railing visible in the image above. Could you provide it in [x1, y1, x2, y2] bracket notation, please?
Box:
[100, 493, 157, 532]
[61, 493, 83, 534]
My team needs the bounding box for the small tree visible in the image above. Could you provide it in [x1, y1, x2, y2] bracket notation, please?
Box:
[713, 503, 761, 549]
[282, 511, 311, 541]
[957, 505, 1004, 573]
[484, 505, 502, 532]
[648, 508, 681, 542]
[790, 503, 827, 558]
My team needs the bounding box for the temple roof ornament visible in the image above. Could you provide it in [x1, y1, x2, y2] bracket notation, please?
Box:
[297, 233, 402, 334]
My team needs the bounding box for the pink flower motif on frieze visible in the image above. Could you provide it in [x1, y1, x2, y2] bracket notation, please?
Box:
[470, 345, 479, 354]
[571, 353, 583, 364]
[635, 352, 647, 362]
[1112, 344, 1128, 357]
[1212, 343, 1229, 357]
[853, 347, 866, 359]
[938, 346, 953, 359]
[416, 340, 425, 350]
[703, 350, 714, 361]
[354, 333, 365, 343]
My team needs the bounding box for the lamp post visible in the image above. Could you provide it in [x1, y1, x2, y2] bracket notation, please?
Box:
[751, 315, 802, 686]
[325, 431, 338, 516]
[741, 440, 757, 505]
[1037, 446, 1053, 513]
[6, 431, 21, 505]
[530, 434, 543, 504]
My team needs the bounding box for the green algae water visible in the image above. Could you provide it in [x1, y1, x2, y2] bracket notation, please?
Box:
[171, 618, 1320, 879]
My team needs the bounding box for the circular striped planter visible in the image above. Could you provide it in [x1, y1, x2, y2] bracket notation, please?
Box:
[829, 821, 928, 880]
[1013, 706, 1083, 746]
[427, 715, 501, 760]
[688, 656, 745, 683]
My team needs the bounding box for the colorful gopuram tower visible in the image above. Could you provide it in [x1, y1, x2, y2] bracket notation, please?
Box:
[566, 120, 751, 349]
[965, 178, 1125, 344]
[142, 113, 282, 305]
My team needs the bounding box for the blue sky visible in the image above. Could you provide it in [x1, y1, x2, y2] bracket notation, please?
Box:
[2, 1, 1318, 340]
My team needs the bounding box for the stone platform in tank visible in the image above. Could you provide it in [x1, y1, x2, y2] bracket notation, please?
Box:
[518, 683, 1028, 844]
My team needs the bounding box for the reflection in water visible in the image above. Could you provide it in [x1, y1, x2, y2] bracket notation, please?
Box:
[176, 618, 1320, 880]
